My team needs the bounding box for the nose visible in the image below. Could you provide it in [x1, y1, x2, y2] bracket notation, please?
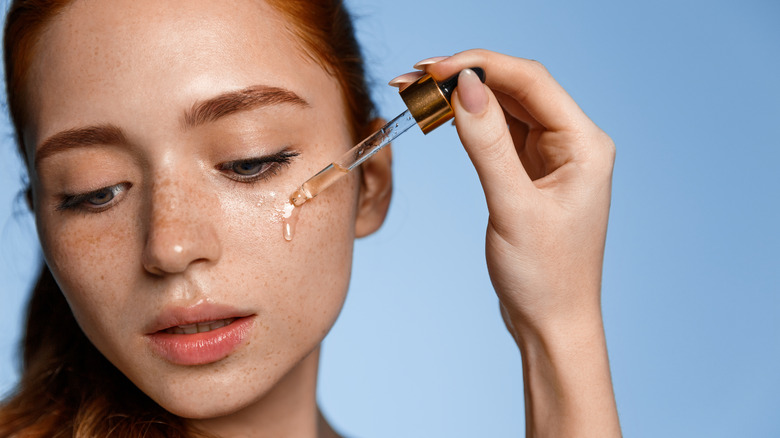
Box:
[141, 175, 221, 276]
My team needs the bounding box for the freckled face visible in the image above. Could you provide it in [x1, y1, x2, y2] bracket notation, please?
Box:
[26, 0, 360, 418]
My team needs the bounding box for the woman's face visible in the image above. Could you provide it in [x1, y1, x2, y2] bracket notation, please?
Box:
[24, 0, 389, 419]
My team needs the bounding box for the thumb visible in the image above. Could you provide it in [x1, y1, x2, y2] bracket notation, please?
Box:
[452, 69, 534, 210]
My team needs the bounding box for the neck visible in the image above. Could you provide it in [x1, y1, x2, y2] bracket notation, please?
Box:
[189, 346, 339, 438]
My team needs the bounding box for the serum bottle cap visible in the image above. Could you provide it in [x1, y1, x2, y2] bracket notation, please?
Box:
[399, 67, 485, 134]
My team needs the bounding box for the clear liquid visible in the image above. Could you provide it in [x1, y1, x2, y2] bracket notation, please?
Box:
[290, 163, 349, 207]
[282, 201, 300, 241]
[282, 164, 349, 240]
[282, 109, 417, 241]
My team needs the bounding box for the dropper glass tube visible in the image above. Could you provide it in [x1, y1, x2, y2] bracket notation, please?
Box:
[288, 68, 485, 208]
[289, 110, 416, 206]
[282, 68, 485, 241]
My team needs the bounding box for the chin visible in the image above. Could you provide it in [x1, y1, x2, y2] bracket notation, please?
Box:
[162, 396, 254, 420]
[130, 344, 319, 421]
[146, 372, 273, 420]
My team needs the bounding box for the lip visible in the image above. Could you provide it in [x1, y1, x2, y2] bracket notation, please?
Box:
[145, 303, 256, 366]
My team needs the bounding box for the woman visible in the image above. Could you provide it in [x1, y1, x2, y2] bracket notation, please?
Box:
[1, 0, 620, 436]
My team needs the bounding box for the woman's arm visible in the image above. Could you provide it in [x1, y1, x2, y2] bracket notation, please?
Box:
[394, 49, 621, 437]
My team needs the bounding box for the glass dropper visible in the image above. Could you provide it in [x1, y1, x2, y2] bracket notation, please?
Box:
[289, 110, 415, 206]
[289, 67, 485, 207]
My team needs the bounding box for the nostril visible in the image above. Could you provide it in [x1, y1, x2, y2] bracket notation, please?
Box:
[141, 194, 222, 276]
[142, 260, 166, 277]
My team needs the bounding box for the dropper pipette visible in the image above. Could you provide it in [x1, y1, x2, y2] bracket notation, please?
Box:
[289, 68, 485, 207]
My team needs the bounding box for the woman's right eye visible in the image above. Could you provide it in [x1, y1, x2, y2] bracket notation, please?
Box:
[58, 182, 131, 212]
[86, 189, 115, 206]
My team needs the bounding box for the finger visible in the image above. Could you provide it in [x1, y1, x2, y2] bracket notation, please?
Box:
[387, 71, 425, 88]
[496, 88, 581, 178]
[507, 117, 552, 182]
[451, 68, 535, 209]
[425, 49, 593, 134]
[412, 56, 450, 70]
[519, 128, 548, 181]
[494, 91, 545, 181]
[494, 89, 540, 129]
[433, 51, 611, 176]
[503, 106, 528, 154]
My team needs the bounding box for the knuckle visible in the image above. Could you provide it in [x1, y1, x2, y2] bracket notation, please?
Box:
[575, 128, 615, 175]
[463, 48, 488, 57]
[599, 131, 617, 162]
[525, 59, 550, 77]
[589, 130, 616, 172]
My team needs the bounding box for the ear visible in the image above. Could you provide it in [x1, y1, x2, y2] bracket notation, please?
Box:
[354, 118, 393, 238]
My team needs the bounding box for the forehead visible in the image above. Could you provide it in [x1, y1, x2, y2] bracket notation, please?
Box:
[26, 0, 338, 149]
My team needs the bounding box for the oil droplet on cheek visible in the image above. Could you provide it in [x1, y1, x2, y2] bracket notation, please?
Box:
[283, 186, 315, 242]
[282, 201, 302, 241]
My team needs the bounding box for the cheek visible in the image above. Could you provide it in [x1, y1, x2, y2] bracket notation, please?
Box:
[289, 175, 358, 321]
[36, 207, 138, 339]
[218, 171, 359, 332]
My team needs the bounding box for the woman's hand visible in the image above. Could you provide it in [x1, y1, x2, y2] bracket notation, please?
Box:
[391, 50, 621, 437]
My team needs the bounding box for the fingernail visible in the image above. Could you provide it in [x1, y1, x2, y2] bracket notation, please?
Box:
[457, 69, 488, 114]
[388, 71, 424, 87]
[413, 56, 449, 70]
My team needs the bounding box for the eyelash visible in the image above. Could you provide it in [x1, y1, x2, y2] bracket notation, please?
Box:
[58, 182, 131, 213]
[218, 149, 300, 183]
[56, 149, 300, 213]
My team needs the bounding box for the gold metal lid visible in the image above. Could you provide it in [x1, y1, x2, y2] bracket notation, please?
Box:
[399, 74, 453, 135]
[399, 68, 485, 135]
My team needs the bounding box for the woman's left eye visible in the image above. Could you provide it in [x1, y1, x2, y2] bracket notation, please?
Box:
[231, 160, 272, 176]
[219, 150, 299, 183]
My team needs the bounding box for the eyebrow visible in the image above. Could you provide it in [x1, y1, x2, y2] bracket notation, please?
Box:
[34, 124, 128, 170]
[183, 85, 309, 128]
[34, 85, 309, 170]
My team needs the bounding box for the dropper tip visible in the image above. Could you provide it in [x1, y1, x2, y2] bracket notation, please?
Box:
[290, 187, 309, 207]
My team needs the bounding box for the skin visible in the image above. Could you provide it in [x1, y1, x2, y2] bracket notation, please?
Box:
[26, 0, 390, 436]
[23, 0, 620, 436]
[394, 53, 622, 436]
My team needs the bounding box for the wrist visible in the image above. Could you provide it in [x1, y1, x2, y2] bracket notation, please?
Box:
[511, 307, 621, 437]
[499, 284, 605, 349]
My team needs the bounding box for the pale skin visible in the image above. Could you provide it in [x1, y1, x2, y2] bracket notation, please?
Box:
[24, 0, 618, 437]
[393, 53, 621, 436]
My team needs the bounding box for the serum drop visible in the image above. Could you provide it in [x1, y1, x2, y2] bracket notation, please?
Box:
[282, 201, 300, 241]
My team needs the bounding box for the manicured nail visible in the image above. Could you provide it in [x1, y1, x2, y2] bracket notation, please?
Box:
[457, 69, 488, 114]
[388, 71, 424, 87]
[413, 56, 449, 70]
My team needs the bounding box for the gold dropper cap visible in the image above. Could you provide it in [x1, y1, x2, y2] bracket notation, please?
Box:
[399, 67, 485, 135]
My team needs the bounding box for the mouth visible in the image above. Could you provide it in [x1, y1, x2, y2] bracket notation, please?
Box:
[163, 318, 237, 335]
[146, 305, 256, 366]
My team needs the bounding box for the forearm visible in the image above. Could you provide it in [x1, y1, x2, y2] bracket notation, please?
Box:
[514, 311, 621, 438]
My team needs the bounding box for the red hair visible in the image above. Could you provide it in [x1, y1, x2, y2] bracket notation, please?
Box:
[1, 1, 376, 436]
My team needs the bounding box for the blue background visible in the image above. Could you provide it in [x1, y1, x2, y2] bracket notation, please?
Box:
[1, 0, 778, 436]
